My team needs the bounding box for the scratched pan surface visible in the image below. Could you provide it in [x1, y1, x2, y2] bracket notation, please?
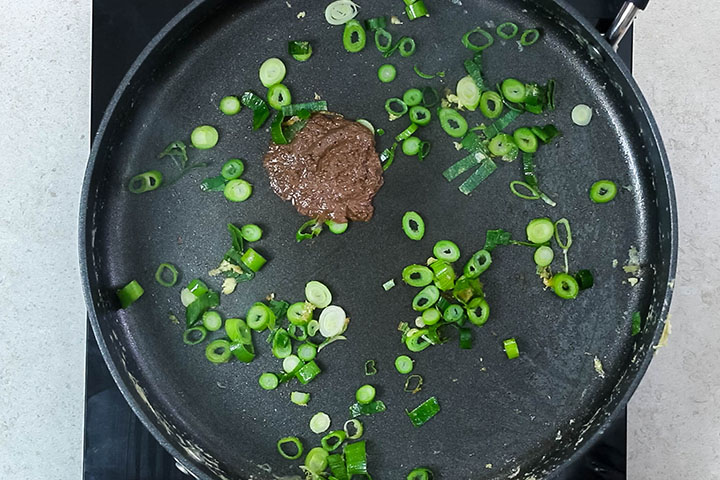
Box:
[80, 0, 677, 478]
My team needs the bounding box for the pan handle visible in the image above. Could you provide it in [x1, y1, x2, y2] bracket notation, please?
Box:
[604, 0, 649, 50]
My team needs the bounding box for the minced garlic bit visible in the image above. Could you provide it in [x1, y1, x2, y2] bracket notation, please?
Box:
[297, 11, 306, 19]
[391, 15, 403, 24]
[222, 277, 238, 295]
[593, 356, 606, 378]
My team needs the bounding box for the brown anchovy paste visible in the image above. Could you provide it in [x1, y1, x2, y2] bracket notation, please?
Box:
[263, 112, 384, 223]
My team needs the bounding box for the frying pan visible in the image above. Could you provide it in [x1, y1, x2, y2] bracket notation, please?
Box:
[80, 0, 676, 478]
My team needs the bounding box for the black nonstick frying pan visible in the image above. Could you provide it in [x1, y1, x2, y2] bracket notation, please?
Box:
[80, 0, 676, 478]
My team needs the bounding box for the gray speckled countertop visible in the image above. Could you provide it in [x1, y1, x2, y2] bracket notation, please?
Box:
[0, 1, 717, 479]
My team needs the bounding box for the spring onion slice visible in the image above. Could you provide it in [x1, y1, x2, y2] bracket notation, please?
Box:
[318, 305, 347, 337]
[343, 19, 366, 52]
[281, 355, 302, 374]
[355, 384, 376, 404]
[554, 218, 573, 273]
[258, 372, 279, 390]
[288, 40, 313, 61]
[128, 170, 163, 194]
[438, 108, 468, 138]
[406, 0, 428, 19]
[241, 91, 270, 129]
[443, 304, 465, 324]
[291, 391, 311, 406]
[462, 27, 494, 51]
[259, 57, 286, 87]
[457, 75, 481, 111]
[466, 297, 490, 326]
[307, 320, 321, 337]
[190, 125, 219, 150]
[349, 400, 386, 417]
[382, 35, 411, 58]
[399, 36, 416, 57]
[288, 324, 309, 342]
[272, 328, 292, 359]
[325, 0, 359, 25]
[229, 340, 255, 362]
[277, 436, 303, 460]
[296, 218, 323, 242]
[464, 53, 486, 92]
[305, 281, 332, 308]
[404, 374, 424, 394]
[458, 327, 473, 349]
[202, 311, 222, 332]
[343, 419, 363, 439]
[225, 318, 252, 344]
[396, 123, 418, 142]
[503, 338, 520, 359]
[402, 211, 425, 241]
[321, 430, 346, 452]
[382, 279, 396, 291]
[497, 22, 519, 39]
[305, 447, 330, 476]
[433, 240, 461, 262]
[155, 263, 178, 287]
[199, 174, 226, 192]
[247, 302, 275, 331]
[380, 142, 398, 171]
[417, 140, 431, 161]
[551, 273, 579, 299]
[510, 180, 541, 200]
[240, 248, 266, 272]
[297, 342, 317, 362]
[590, 180, 618, 203]
[421, 86, 440, 108]
[534, 246, 555, 267]
[296, 360, 321, 384]
[572, 104, 593, 126]
[520, 28, 541, 46]
[402, 264, 433, 287]
[374, 28, 393, 52]
[385, 97, 408, 117]
[239, 224, 262, 243]
[310, 412, 332, 434]
[430, 260, 456, 292]
[282, 101, 328, 116]
[267, 83, 292, 110]
[221, 158, 244, 180]
[219, 95, 241, 115]
[458, 157, 498, 195]
[413, 65, 445, 79]
[404, 328, 432, 352]
[205, 339, 231, 364]
[182, 326, 207, 345]
[406, 396, 440, 427]
[344, 440, 370, 477]
[408, 467, 434, 480]
[377, 64, 397, 83]
[395, 355, 414, 374]
[526, 218, 555, 243]
[409, 106, 431, 126]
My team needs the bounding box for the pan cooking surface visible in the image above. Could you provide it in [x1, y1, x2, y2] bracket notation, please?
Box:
[84, 0, 670, 478]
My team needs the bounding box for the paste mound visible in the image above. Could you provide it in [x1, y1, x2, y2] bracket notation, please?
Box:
[263, 112, 384, 223]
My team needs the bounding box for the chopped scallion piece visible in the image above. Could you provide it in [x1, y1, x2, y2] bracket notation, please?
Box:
[590, 180, 618, 203]
[355, 385, 376, 404]
[201, 310, 222, 332]
[318, 305, 347, 338]
[406, 0, 428, 20]
[631, 311, 642, 336]
[382, 279, 396, 291]
[324, 0, 359, 25]
[413, 65, 445, 79]
[259, 372, 279, 390]
[551, 273, 579, 299]
[241, 91, 271, 129]
[321, 430, 346, 452]
[344, 440, 370, 476]
[406, 396, 440, 427]
[205, 339, 232, 363]
[520, 28, 541, 46]
[430, 260, 456, 291]
[402, 264, 433, 287]
[117, 280, 144, 308]
[464, 250, 492, 278]
[526, 218, 555, 244]
[395, 355, 414, 374]
[155, 263, 178, 287]
[259, 57, 286, 87]
[277, 437, 303, 460]
[462, 27, 494, 51]
[240, 224, 262, 242]
[240, 247, 266, 272]
[396, 123, 419, 142]
[305, 280, 332, 308]
[221, 158, 244, 180]
[304, 447, 329, 476]
[466, 297, 490, 326]
[247, 302, 275, 331]
[282, 354, 302, 374]
[409, 106, 431, 126]
[503, 338, 520, 359]
[272, 328, 292, 359]
[182, 326, 207, 345]
[128, 170, 163, 194]
[219, 95, 241, 115]
[554, 218, 573, 273]
[328, 454, 349, 480]
[403, 88, 423, 107]
[325, 220, 348, 234]
[378, 63, 397, 83]
[291, 391, 311, 406]
[364, 359, 377, 375]
[296, 360, 321, 384]
[575, 269, 594, 290]
[402, 211, 425, 241]
[310, 411, 331, 434]
[407, 467, 434, 480]
[297, 218, 323, 242]
[343, 19, 366, 52]
[385, 97, 408, 117]
[572, 104, 593, 126]
[534, 245, 555, 267]
[190, 125, 219, 150]
[364, 16, 387, 31]
[349, 400, 387, 417]
[343, 419, 364, 439]
[288, 40, 313, 61]
[433, 240, 461, 262]
[398, 36, 416, 57]
[480, 91, 503, 118]
[267, 83, 292, 110]
[456, 75, 481, 110]
[223, 178, 252, 202]
[438, 108, 468, 138]
[374, 28, 393, 52]
[404, 374, 424, 394]
[497, 22, 519, 39]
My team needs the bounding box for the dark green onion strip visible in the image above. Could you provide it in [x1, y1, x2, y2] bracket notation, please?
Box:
[380, 143, 398, 171]
[404, 374, 424, 394]
[296, 218, 323, 242]
[631, 311, 642, 336]
[155, 263, 179, 287]
[344, 440, 369, 477]
[364, 360, 377, 376]
[200, 175, 226, 192]
[277, 436, 303, 460]
[459, 156, 498, 195]
[459, 327, 473, 349]
[271, 101, 328, 145]
[406, 396, 440, 427]
[328, 454, 349, 480]
[413, 65, 445, 79]
[522, 152, 556, 206]
[395, 123, 418, 142]
[185, 290, 219, 328]
[288, 40, 312, 61]
[464, 53, 486, 92]
[349, 400, 387, 417]
[482, 109, 522, 139]
[364, 16, 387, 31]
[421, 87, 440, 108]
[241, 91, 270, 130]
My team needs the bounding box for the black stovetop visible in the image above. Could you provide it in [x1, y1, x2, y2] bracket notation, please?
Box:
[85, 2, 630, 478]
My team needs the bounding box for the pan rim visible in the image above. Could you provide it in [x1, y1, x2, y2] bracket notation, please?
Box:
[79, 0, 678, 478]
